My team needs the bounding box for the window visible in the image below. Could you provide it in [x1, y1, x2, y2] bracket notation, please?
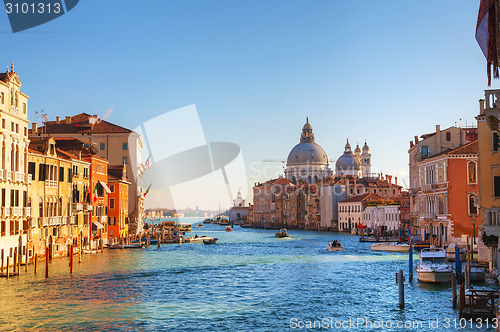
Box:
[72, 165, 78, 176]
[39, 163, 46, 181]
[110, 184, 115, 193]
[59, 167, 64, 182]
[495, 176, 500, 198]
[0, 92, 3, 104]
[83, 167, 89, 178]
[468, 161, 477, 184]
[446, 132, 451, 141]
[421, 146, 429, 158]
[1, 189, 4, 207]
[68, 168, 72, 182]
[469, 194, 478, 215]
[22, 103, 26, 114]
[15, 124, 18, 133]
[1, 119, 4, 129]
[109, 198, 115, 209]
[28, 162, 35, 177]
[23, 127, 27, 136]
[10, 122, 14, 132]
[122, 143, 128, 150]
[494, 132, 500, 152]
[100, 143, 105, 150]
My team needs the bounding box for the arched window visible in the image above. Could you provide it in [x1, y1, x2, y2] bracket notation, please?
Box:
[469, 194, 478, 215]
[446, 132, 451, 141]
[468, 161, 477, 184]
[39, 198, 43, 218]
[308, 175, 312, 183]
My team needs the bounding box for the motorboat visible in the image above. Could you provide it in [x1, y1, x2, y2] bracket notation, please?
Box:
[326, 241, 344, 251]
[225, 226, 232, 232]
[184, 235, 214, 243]
[275, 229, 289, 238]
[203, 238, 218, 245]
[131, 238, 158, 245]
[196, 224, 203, 227]
[412, 240, 430, 251]
[370, 242, 410, 253]
[416, 248, 452, 283]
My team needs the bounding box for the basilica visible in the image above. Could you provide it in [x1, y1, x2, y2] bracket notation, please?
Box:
[285, 118, 372, 183]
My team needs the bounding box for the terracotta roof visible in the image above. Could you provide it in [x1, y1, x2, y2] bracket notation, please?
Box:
[340, 193, 383, 203]
[446, 140, 478, 155]
[32, 113, 133, 135]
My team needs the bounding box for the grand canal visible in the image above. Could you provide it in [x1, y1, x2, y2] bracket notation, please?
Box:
[0, 220, 495, 331]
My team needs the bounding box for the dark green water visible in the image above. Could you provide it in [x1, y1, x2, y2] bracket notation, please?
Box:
[0, 222, 495, 331]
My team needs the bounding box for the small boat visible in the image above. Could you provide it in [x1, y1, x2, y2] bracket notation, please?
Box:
[105, 243, 145, 249]
[131, 238, 158, 245]
[370, 242, 410, 253]
[184, 235, 214, 243]
[225, 226, 232, 232]
[412, 240, 431, 250]
[203, 218, 212, 224]
[416, 248, 452, 283]
[275, 228, 289, 238]
[196, 224, 203, 227]
[326, 241, 344, 251]
[203, 238, 218, 245]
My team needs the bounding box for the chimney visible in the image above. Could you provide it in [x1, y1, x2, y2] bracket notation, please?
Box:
[387, 175, 392, 184]
[479, 99, 485, 115]
[56, 116, 60, 124]
[414, 136, 419, 144]
[436, 124, 441, 133]
[410, 141, 414, 148]
[394, 177, 398, 186]
[65, 116, 71, 124]
[32, 123, 37, 132]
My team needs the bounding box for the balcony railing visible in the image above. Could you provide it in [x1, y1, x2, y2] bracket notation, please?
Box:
[0, 169, 4, 181]
[45, 179, 57, 187]
[27, 173, 32, 185]
[2, 207, 10, 217]
[49, 216, 63, 226]
[11, 207, 21, 217]
[70, 216, 77, 225]
[6, 170, 12, 182]
[41, 217, 49, 227]
[15, 171, 23, 183]
[100, 216, 107, 223]
[72, 203, 83, 212]
[24, 207, 31, 218]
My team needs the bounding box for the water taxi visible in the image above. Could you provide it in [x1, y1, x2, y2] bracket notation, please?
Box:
[416, 248, 452, 283]
[326, 240, 343, 251]
[184, 235, 214, 243]
[370, 242, 410, 253]
[275, 229, 289, 238]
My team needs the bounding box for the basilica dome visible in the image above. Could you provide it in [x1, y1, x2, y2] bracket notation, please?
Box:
[335, 139, 361, 175]
[286, 118, 328, 166]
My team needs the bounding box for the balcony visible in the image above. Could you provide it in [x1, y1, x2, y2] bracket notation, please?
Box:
[6, 170, 12, 182]
[2, 207, 10, 217]
[11, 207, 21, 217]
[15, 171, 23, 183]
[72, 203, 83, 212]
[0, 169, 4, 181]
[100, 216, 107, 223]
[41, 217, 49, 227]
[24, 207, 31, 218]
[69, 216, 77, 225]
[45, 179, 57, 188]
[49, 216, 63, 226]
[27, 173, 32, 185]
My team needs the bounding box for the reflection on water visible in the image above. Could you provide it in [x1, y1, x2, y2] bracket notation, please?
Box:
[0, 220, 495, 331]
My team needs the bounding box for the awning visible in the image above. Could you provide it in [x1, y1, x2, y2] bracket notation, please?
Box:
[98, 181, 112, 194]
[92, 221, 104, 229]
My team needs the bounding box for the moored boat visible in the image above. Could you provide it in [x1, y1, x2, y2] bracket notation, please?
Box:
[370, 242, 410, 253]
[412, 240, 431, 250]
[203, 238, 218, 245]
[470, 263, 486, 282]
[184, 235, 214, 243]
[225, 226, 232, 232]
[275, 228, 289, 238]
[105, 243, 145, 249]
[416, 248, 452, 283]
[326, 240, 343, 251]
[131, 238, 158, 245]
[445, 243, 466, 261]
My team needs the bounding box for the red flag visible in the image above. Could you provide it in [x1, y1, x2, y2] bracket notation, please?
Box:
[476, 0, 500, 85]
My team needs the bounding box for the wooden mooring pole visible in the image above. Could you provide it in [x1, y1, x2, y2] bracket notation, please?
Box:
[45, 247, 49, 278]
[398, 269, 404, 308]
[6, 256, 9, 279]
[69, 245, 73, 274]
[34, 253, 37, 274]
[452, 273, 457, 308]
[13, 248, 17, 274]
[408, 245, 413, 282]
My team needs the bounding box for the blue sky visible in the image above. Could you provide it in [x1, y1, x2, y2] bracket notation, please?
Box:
[0, 1, 492, 208]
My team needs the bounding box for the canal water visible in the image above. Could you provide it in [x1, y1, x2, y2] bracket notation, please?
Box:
[0, 219, 496, 331]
